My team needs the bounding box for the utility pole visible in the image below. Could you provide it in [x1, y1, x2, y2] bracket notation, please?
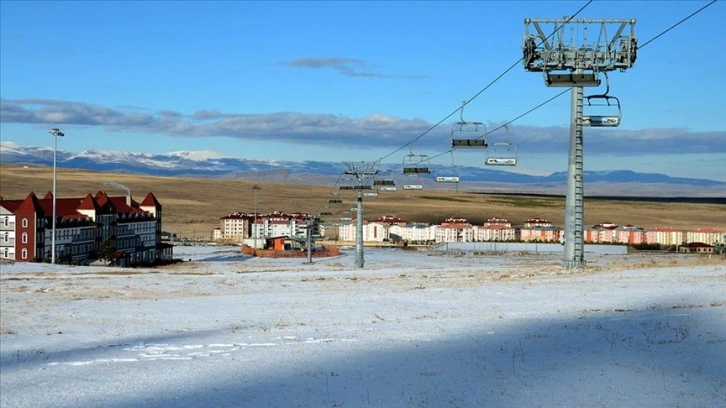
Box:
[340, 161, 377, 268]
[522, 18, 637, 268]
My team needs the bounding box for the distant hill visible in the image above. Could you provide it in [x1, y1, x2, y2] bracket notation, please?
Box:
[2, 141, 724, 197]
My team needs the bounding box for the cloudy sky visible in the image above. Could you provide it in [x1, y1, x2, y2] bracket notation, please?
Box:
[1, 1, 724, 181]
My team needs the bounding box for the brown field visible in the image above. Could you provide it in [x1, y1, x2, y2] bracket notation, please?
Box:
[1, 163, 724, 239]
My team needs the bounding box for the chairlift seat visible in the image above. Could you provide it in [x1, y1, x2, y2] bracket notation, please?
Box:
[373, 179, 396, 186]
[435, 176, 460, 183]
[452, 139, 487, 148]
[403, 166, 430, 175]
[485, 158, 517, 166]
[583, 115, 620, 127]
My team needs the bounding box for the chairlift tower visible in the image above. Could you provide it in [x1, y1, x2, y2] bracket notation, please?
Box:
[341, 161, 378, 268]
[523, 17, 637, 268]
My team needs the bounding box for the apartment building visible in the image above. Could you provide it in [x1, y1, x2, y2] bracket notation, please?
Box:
[686, 228, 725, 246]
[476, 218, 517, 241]
[0, 191, 172, 265]
[218, 211, 312, 242]
[436, 218, 475, 243]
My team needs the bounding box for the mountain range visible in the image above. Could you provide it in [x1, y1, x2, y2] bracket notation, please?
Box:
[1, 141, 724, 197]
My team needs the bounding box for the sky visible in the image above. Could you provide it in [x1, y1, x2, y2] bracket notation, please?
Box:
[1, 245, 724, 407]
[1, 0, 725, 181]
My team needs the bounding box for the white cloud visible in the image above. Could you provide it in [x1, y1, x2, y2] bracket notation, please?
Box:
[1, 98, 724, 156]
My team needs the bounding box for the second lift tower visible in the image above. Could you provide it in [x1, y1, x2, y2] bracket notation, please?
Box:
[522, 17, 637, 268]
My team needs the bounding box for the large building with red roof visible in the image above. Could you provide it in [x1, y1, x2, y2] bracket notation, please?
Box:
[0, 191, 173, 266]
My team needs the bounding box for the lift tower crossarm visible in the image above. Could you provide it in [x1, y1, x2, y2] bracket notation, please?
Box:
[523, 18, 637, 74]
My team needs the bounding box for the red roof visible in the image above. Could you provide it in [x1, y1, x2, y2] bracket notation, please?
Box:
[15, 192, 45, 215]
[140, 192, 161, 207]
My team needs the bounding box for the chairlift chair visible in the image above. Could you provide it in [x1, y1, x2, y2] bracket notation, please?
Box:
[435, 152, 460, 183]
[450, 103, 488, 149]
[373, 171, 396, 187]
[402, 152, 431, 176]
[485, 142, 518, 166]
[582, 94, 622, 127]
[582, 72, 622, 127]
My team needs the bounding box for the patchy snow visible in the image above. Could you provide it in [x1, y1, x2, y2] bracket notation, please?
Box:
[1, 246, 724, 408]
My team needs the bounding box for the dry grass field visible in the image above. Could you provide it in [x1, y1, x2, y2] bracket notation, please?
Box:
[1, 163, 724, 239]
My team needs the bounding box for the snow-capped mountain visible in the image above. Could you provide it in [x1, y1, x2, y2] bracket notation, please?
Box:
[1, 141, 724, 196]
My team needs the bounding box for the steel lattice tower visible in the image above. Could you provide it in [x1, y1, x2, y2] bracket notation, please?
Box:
[341, 161, 378, 268]
[522, 18, 637, 268]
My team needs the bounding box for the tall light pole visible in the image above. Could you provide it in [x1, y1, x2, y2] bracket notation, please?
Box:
[252, 185, 261, 250]
[49, 128, 64, 264]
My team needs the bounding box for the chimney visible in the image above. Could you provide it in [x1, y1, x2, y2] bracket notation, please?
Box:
[126, 193, 131, 207]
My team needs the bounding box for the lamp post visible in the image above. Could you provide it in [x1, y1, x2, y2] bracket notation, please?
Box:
[49, 128, 64, 264]
[252, 185, 261, 250]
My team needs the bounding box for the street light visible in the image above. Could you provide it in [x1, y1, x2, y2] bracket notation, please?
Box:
[252, 185, 261, 250]
[49, 128, 64, 264]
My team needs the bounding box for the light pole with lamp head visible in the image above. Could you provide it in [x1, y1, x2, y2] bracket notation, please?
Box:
[252, 185, 261, 250]
[49, 128, 64, 264]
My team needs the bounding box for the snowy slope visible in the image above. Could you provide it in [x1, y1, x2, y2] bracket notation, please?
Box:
[1, 246, 724, 408]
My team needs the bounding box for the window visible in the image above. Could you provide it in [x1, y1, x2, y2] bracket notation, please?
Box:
[22, 218, 28, 228]
[22, 232, 28, 244]
[3, 217, 8, 227]
[3, 232, 7, 242]
[21, 248, 27, 259]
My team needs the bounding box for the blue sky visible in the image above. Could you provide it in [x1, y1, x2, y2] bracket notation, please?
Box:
[1, 0, 724, 181]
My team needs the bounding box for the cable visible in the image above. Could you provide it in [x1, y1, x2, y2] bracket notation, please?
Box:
[427, 88, 571, 162]
[319, 0, 718, 216]
[375, 0, 594, 164]
[383, 0, 718, 167]
[639, 0, 717, 49]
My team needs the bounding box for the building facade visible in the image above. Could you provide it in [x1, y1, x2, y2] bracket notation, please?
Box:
[0, 191, 172, 266]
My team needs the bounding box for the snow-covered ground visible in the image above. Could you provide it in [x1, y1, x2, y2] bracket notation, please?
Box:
[1, 246, 724, 408]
